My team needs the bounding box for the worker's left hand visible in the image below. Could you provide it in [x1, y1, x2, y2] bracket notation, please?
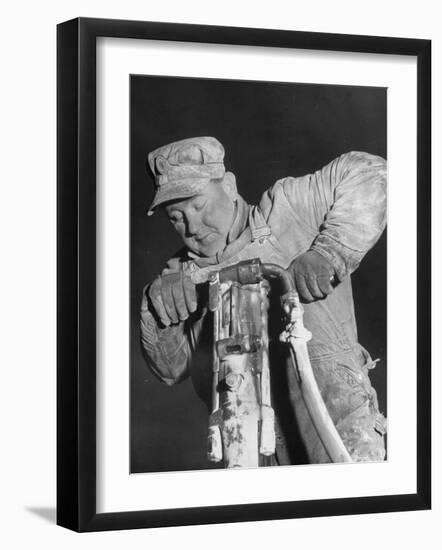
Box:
[289, 250, 336, 303]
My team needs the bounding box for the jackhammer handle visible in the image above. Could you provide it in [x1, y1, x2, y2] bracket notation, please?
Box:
[190, 258, 296, 294]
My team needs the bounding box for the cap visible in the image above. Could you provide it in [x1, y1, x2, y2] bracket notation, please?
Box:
[146, 136, 226, 215]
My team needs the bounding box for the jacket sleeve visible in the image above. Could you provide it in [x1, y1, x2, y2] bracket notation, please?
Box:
[282, 151, 387, 280]
[140, 282, 207, 386]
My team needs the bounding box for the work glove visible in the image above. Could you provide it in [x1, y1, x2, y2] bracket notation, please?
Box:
[289, 250, 336, 303]
[148, 260, 197, 327]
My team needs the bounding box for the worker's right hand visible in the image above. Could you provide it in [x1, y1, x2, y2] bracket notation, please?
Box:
[147, 266, 198, 327]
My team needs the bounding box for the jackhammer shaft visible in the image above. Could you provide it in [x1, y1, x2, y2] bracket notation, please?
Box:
[203, 258, 352, 466]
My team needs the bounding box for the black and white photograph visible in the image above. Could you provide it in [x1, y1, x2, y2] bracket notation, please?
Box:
[0, 0, 436, 545]
[130, 75, 387, 473]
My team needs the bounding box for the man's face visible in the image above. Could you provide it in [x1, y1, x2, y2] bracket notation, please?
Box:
[164, 179, 236, 257]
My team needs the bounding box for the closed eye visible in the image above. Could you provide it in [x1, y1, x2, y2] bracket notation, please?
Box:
[192, 199, 207, 211]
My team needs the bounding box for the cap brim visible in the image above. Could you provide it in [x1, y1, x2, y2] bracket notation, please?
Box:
[147, 179, 210, 216]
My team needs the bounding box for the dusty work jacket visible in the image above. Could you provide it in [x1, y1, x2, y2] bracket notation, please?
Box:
[140, 151, 388, 464]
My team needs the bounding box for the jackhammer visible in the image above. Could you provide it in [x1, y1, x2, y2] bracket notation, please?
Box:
[191, 258, 352, 467]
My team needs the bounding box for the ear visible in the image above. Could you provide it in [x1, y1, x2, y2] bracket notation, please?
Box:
[221, 172, 238, 200]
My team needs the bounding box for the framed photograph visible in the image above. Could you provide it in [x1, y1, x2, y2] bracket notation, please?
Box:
[57, 17, 431, 532]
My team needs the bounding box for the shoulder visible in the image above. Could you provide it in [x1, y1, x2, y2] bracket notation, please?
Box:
[258, 174, 311, 216]
[332, 151, 387, 175]
[258, 177, 290, 219]
[258, 176, 299, 204]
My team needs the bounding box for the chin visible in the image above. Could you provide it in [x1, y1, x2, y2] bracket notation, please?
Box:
[193, 238, 221, 257]
[197, 243, 223, 258]
[187, 234, 227, 258]
[199, 247, 220, 257]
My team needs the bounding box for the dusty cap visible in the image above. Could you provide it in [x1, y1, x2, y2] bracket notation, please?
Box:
[147, 136, 226, 215]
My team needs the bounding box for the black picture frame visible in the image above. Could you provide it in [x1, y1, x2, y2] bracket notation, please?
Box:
[57, 17, 431, 532]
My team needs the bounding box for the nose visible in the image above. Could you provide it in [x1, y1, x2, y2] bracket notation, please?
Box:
[185, 213, 200, 237]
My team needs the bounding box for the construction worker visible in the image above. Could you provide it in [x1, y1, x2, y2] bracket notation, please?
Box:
[140, 136, 387, 465]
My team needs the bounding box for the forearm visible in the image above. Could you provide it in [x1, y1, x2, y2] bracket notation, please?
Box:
[140, 281, 208, 385]
[140, 306, 191, 385]
[310, 151, 386, 279]
[279, 151, 386, 280]
[140, 277, 195, 385]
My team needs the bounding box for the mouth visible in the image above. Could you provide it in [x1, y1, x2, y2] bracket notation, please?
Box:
[194, 232, 213, 243]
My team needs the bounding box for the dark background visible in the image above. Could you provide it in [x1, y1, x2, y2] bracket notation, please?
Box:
[130, 75, 387, 473]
